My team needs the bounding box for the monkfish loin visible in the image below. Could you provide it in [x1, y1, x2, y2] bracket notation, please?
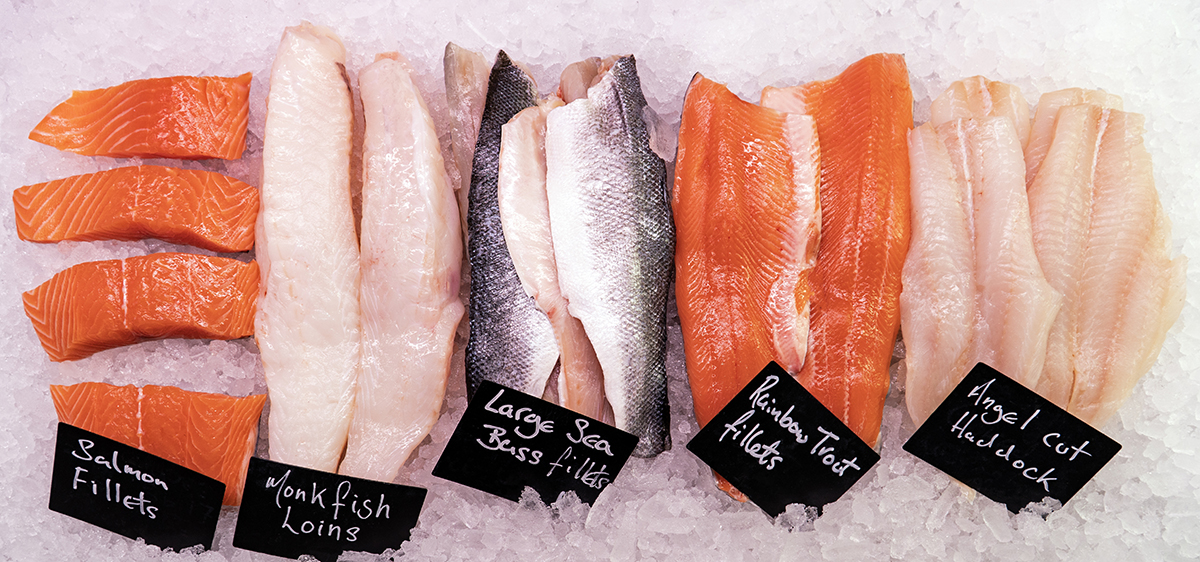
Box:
[339, 54, 465, 483]
[257, 22, 361, 473]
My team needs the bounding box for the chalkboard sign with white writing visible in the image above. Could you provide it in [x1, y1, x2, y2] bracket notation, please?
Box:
[432, 380, 639, 505]
[48, 423, 224, 551]
[232, 458, 427, 562]
[686, 362, 880, 517]
[903, 363, 1122, 513]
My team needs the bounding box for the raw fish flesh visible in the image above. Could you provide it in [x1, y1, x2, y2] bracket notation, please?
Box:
[29, 73, 251, 160]
[1027, 104, 1185, 425]
[14, 165, 258, 253]
[929, 76, 1030, 148]
[761, 53, 912, 447]
[1024, 88, 1122, 185]
[465, 51, 560, 401]
[444, 43, 491, 241]
[900, 123, 977, 427]
[673, 73, 820, 496]
[23, 253, 258, 362]
[339, 54, 465, 483]
[498, 96, 610, 422]
[545, 55, 673, 456]
[50, 382, 266, 505]
[256, 22, 360, 473]
[902, 116, 1062, 427]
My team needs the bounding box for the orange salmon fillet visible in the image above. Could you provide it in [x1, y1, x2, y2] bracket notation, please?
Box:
[50, 382, 266, 505]
[762, 53, 912, 447]
[23, 253, 258, 362]
[29, 73, 251, 160]
[14, 165, 258, 253]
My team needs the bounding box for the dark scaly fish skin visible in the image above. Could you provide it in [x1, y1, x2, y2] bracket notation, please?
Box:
[546, 56, 673, 456]
[465, 51, 560, 400]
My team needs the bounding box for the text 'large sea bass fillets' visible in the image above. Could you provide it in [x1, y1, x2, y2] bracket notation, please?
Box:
[674, 73, 820, 497]
[256, 22, 361, 473]
[465, 51, 560, 401]
[761, 53, 912, 448]
[339, 54, 465, 483]
[546, 55, 673, 457]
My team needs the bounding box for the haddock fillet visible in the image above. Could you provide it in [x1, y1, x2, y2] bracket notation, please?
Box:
[51, 382, 266, 505]
[674, 73, 820, 498]
[761, 53, 912, 447]
[1028, 104, 1186, 425]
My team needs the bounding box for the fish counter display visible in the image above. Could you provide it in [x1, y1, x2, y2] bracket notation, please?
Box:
[2, 2, 1199, 561]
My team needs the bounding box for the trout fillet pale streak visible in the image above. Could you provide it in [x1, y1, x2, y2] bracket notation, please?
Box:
[465, 51, 560, 400]
[339, 54, 465, 482]
[497, 98, 610, 422]
[761, 53, 911, 447]
[546, 55, 673, 457]
[256, 22, 361, 473]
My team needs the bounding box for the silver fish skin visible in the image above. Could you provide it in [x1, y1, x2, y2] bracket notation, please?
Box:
[465, 51, 560, 400]
[545, 55, 673, 457]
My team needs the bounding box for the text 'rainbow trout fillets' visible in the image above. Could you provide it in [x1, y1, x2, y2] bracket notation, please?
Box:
[546, 55, 673, 457]
[465, 51, 560, 400]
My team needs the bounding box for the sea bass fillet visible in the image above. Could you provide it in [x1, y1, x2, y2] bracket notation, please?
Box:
[23, 253, 258, 362]
[465, 51, 560, 400]
[674, 73, 820, 496]
[761, 53, 911, 447]
[339, 54, 465, 483]
[497, 97, 610, 421]
[256, 22, 361, 473]
[51, 382, 266, 505]
[14, 165, 259, 253]
[1028, 104, 1185, 425]
[546, 55, 673, 456]
[29, 73, 251, 160]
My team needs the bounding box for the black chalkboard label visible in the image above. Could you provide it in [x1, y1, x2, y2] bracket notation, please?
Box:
[48, 422, 223, 551]
[232, 458, 426, 562]
[903, 363, 1122, 513]
[686, 362, 880, 517]
[432, 380, 638, 505]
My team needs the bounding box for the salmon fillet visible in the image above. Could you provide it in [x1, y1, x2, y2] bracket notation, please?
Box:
[50, 382, 266, 505]
[761, 53, 912, 447]
[29, 73, 251, 160]
[13, 165, 258, 253]
[674, 73, 820, 499]
[23, 253, 258, 362]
